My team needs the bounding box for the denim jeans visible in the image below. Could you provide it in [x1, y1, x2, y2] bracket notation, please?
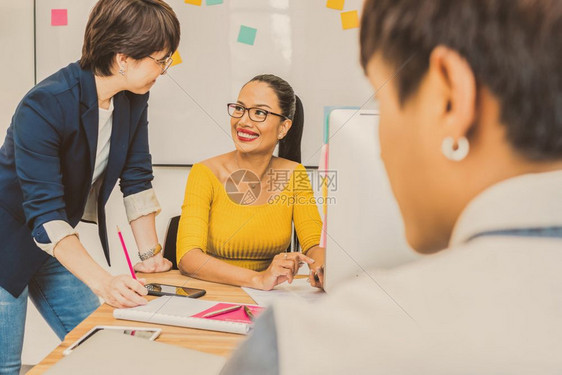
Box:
[0, 257, 100, 375]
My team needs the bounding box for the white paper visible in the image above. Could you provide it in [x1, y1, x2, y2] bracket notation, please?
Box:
[242, 278, 325, 306]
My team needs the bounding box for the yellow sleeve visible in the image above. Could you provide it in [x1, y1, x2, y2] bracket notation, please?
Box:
[176, 163, 214, 264]
[291, 164, 322, 253]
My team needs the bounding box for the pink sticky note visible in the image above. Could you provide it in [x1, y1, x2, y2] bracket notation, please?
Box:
[51, 9, 68, 26]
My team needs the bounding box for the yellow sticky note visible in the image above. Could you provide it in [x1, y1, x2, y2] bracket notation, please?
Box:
[341, 10, 359, 30]
[185, 0, 202, 5]
[171, 50, 182, 67]
[326, 0, 344, 11]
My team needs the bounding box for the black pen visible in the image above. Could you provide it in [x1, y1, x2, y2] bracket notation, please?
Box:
[313, 265, 324, 283]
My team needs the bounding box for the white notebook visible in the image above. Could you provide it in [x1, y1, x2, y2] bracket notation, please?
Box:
[114, 296, 263, 335]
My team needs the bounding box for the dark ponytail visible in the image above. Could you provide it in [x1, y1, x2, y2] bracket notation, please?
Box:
[248, 74, 303, 163]
[279, 95, 303, 163]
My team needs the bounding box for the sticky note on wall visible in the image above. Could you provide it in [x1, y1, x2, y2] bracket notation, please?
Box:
[326, 0, 345, 11]
[237, 25, 257, 45]
[170, 50, 183, 67]
[206, 0, 223, 5]
[51, 9, 68, 26]
[341, 10, 359, 30]
[185, 0, 202, 5]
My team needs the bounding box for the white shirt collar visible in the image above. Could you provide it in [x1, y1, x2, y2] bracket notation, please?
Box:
[99, 97, 114, 113]
[450, 170, 562, 246]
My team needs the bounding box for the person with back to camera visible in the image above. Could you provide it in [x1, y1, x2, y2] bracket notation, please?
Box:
[220, 0, 562, 373]
[0, 1, 180, 373]
[176, 74, 325, 291]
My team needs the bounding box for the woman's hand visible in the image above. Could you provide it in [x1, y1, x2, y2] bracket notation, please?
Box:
[52, 235, 150, 309]
[306, 246, 325, 290]
[252, 252, 315, 291]
[309, 265, 325, 289]
[96, 274, 148, 308]
[134, 253, 172, 273]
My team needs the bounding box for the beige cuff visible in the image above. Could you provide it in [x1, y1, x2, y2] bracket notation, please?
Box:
[123, 188, 162, 223]
[33, 220, 79, 256]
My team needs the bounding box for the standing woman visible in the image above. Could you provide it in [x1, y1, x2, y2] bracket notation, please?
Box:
[0, 0, 180, 373]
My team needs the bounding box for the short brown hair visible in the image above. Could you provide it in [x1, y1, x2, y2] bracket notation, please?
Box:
[360, 0, 562, 161]
[80, 0, 180, 76]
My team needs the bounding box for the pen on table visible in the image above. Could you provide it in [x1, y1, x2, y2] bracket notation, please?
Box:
[243, 305, 255, 322]
[202, 305, 242, 318]
[117, 226, 137, 280]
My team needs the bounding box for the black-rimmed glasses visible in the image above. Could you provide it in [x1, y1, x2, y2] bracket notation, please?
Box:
[227, 103, 288, 122]
[147, 54, 174, 75]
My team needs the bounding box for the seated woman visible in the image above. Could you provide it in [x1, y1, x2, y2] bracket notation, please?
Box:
[177, 74, 324, 290]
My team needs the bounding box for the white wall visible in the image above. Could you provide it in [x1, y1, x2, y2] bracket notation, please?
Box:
[0, 1, 34, 140]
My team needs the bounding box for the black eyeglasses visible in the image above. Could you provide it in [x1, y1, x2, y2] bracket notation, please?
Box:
[147, 54, 173, 75]
[227, 103, 288, 123]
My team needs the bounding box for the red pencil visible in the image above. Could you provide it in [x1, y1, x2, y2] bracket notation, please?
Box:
[117, 226, 137, 280]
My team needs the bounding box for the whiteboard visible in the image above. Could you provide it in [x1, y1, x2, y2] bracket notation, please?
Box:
[35, 0, 374, 165]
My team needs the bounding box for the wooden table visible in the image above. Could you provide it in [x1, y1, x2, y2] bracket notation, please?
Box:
[27, 271, 256, 374]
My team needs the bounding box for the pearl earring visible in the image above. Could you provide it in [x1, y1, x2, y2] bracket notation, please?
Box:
[441, 136, 469, 161]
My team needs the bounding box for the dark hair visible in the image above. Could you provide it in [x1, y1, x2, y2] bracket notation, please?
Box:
[359, 0, 562, 161]
[80, 0, 180, 76]
[248, 74, 304, 163]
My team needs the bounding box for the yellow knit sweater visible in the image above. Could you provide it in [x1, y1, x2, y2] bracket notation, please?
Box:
[176, 163, 322, 271]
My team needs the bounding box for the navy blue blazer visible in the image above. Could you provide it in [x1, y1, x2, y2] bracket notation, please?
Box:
[0, 62, 155, 297]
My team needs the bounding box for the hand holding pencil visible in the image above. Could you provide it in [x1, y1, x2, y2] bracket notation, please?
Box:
[92, 227, 149, 309]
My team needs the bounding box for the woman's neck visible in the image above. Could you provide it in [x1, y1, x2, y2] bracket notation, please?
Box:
[94, 75, 123, 110]
[234, 151, 274, 181]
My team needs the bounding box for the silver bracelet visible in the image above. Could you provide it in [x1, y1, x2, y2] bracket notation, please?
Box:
[139, 243, 162, 261]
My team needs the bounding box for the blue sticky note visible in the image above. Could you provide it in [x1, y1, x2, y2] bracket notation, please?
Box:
[237, 25, 257, 45]
[206, 0, 223, 5]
